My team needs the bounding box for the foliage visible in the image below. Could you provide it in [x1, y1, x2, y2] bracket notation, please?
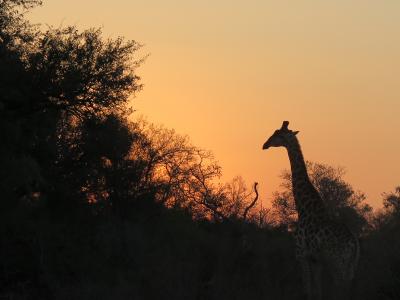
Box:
[271, 161, 372, 235]
[25, 26, 142, 117]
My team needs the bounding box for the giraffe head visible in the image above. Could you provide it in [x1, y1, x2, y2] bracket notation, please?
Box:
[262, 121, 299, 150]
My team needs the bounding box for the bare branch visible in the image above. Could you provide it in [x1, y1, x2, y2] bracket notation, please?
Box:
[243, 182, 259, 221]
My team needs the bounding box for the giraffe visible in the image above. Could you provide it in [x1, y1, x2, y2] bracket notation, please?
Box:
[262, 121, 359, 300]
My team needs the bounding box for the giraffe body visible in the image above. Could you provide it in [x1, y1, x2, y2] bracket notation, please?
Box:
[263, 121, 359, 300]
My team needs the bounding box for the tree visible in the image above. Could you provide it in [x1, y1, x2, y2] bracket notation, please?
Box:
[271, 161, 372, 234]
[370, 186, 400, 231]
[25, 27, 142, 118]
[0, 0, 43, 209]
[128, 120, 222, 219]
[382, 186, 400, 214]
[0, 0, 41, 47]
[0, 0, 144, 212]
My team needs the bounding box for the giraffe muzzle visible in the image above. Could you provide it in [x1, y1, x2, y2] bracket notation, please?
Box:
[262, 141, 270, 150]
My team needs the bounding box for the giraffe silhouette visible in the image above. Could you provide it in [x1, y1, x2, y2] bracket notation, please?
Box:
[262, 121, 359, 300]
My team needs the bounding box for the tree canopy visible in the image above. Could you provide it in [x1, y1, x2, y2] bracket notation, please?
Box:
[271, 161, 372, 235]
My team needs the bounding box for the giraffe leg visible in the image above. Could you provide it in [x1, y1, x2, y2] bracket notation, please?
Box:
[324, 262, 352, 300]
[300, 260, 313, 300]
[310, 260, 323, 300]
[332, 279, 352, 300]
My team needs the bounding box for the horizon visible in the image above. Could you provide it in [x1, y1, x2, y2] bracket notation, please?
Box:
[28, 0, 400, 208]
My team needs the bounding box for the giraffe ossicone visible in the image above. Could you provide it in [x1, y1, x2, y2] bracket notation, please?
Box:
[262, 121, 359, 300]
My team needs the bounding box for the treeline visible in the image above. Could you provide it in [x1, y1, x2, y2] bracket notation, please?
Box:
[1, 1, 400, 299]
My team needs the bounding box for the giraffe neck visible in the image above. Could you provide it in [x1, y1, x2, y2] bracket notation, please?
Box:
[286, 137, 326, 219]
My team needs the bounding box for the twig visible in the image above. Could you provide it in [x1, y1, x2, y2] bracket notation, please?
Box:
[243, 182, 259, 221]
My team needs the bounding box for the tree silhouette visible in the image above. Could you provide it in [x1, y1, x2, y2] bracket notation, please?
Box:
[1, 0, 143, 214]
[271, 161, 372, 235]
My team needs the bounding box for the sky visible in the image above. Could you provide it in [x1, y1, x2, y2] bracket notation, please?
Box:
[28, 0, 400, 208]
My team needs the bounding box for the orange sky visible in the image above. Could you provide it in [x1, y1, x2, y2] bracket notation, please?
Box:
[29, 0, 400, 208]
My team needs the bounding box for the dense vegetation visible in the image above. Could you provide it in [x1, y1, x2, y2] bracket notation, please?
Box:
[1, 1, 400, 299]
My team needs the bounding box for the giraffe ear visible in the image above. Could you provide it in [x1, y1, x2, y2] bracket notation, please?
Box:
[293, 131, 299, 135]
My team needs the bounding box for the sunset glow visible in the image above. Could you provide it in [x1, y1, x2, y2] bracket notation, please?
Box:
[29, 0, 400, 207]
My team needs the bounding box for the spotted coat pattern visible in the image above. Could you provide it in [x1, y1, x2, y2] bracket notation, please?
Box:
[263, 123, 359, 300]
